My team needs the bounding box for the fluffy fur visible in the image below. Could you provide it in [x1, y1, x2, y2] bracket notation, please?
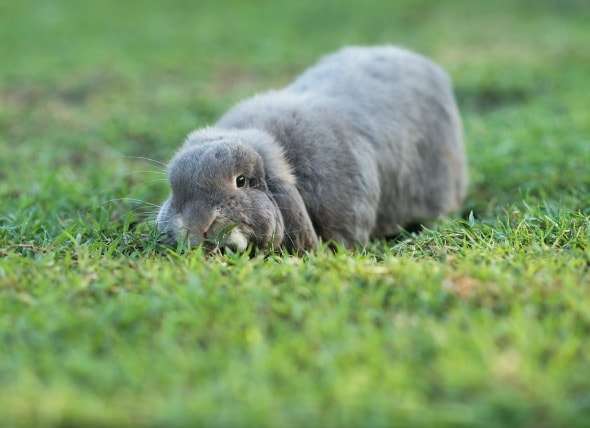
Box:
[156, 45, 467, 252]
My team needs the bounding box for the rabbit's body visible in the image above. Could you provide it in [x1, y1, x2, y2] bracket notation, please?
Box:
[157, 46, 467, 252]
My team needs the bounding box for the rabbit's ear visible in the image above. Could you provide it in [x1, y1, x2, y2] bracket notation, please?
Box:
[268, 180, 318, 254]
[246, 130, 318, 253]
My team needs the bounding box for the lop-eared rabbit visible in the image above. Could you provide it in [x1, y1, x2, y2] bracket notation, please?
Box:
[156, 46, 467, 253]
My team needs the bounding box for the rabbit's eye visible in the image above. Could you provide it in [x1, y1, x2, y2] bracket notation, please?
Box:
[236, 175, 247, 188]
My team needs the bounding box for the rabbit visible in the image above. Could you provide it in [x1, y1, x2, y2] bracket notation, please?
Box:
[156, 45, 467, 253]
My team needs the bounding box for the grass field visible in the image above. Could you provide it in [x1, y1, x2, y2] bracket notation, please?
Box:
[1, 0, 590, 426]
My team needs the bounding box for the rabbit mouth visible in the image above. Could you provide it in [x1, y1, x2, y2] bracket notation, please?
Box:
[220, 227, 249, 251]
[199, 224, 250, 254]
[158, 216, 253, 253]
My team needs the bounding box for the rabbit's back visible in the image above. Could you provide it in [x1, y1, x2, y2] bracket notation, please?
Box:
[217, 46, 467, 245]
[287, 46, 467, 235]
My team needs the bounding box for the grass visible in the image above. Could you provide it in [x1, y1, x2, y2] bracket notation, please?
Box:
[1, 0, 590, 426]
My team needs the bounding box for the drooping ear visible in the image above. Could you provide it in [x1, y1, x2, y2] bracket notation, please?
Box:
[246, 131, 318, 254]
[268, 180, 318, 254]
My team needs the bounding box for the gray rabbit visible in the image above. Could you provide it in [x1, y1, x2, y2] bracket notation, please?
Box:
[156, 46, 467, 253]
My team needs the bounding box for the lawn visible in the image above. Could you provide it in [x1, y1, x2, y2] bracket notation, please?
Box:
[1, 0, 590, 426]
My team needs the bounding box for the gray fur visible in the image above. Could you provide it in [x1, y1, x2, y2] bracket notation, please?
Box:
[156, 45, 467, 252]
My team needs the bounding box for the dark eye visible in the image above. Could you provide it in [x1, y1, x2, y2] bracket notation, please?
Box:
[236, 175, 247, 188]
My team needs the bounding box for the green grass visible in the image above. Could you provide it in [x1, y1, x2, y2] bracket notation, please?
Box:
[1, 0, 590, 426]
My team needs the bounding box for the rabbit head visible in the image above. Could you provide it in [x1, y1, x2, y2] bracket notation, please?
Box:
[156, 128, 318, 253]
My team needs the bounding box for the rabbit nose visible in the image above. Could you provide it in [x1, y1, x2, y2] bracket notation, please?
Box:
[200, 216, 217, 239]
[181, 205, 219, 239]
